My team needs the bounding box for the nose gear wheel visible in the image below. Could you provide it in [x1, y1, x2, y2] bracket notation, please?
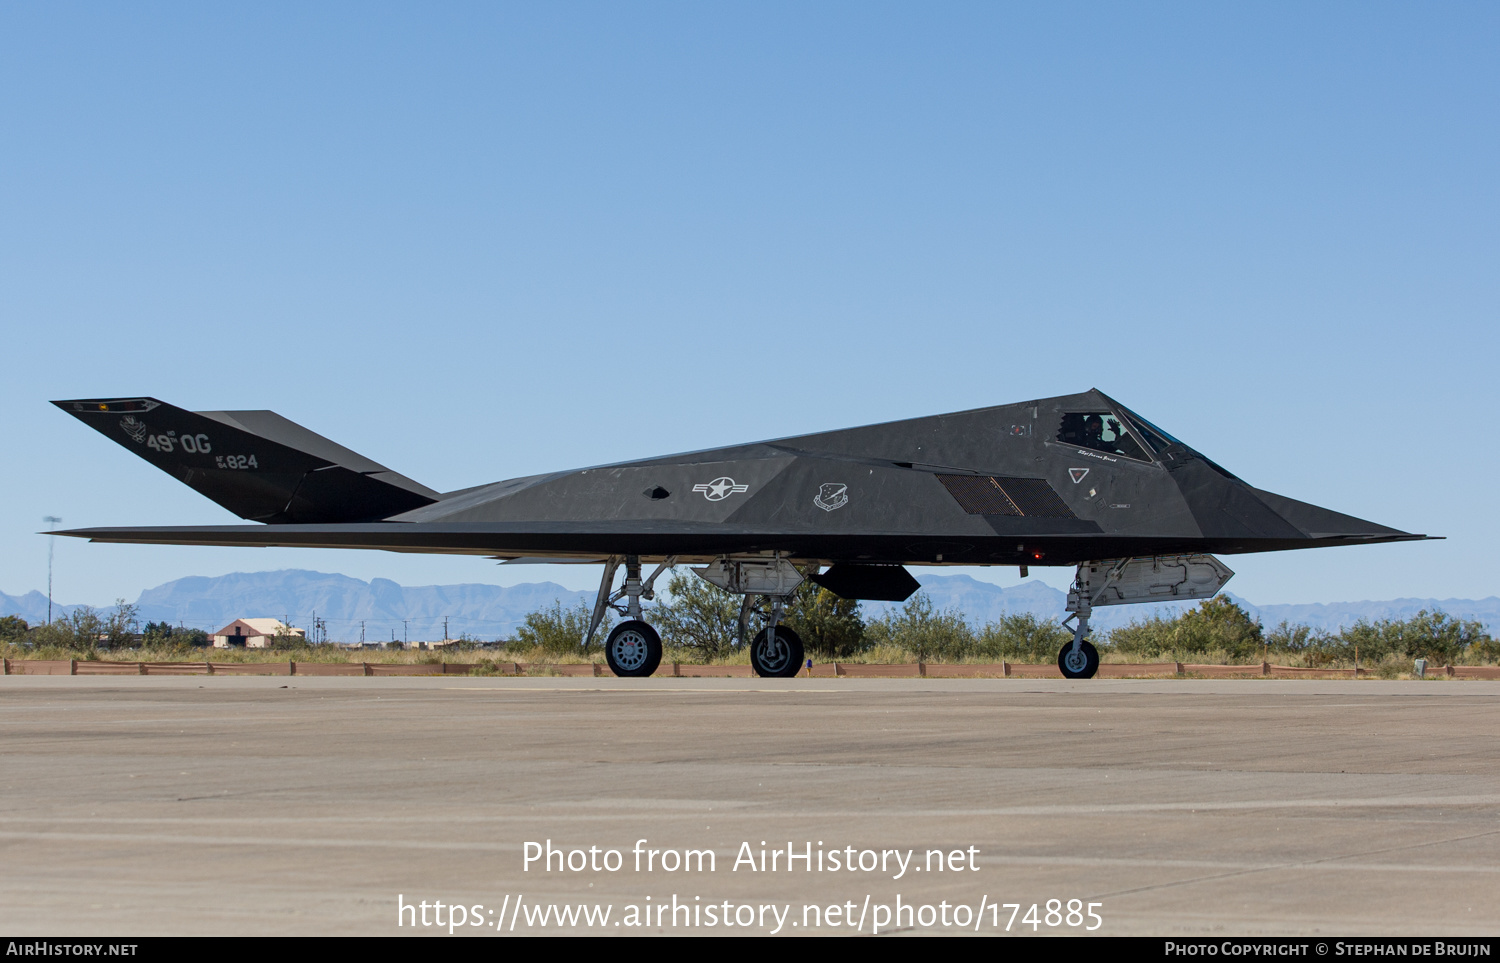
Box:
[1058, 639, 1099, 679]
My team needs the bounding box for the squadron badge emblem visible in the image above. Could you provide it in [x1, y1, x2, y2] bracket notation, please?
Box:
[119, 416, 148, 444]
[814, 482, 849, 512]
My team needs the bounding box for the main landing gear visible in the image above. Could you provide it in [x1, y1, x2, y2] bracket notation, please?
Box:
[584, 554, 806, 678]
[748, 598, 804, 678]
[584, 555, 675, 678]
[712, 556, 805, 678]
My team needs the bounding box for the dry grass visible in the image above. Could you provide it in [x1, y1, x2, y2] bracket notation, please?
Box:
[1, 640, 1487, 674]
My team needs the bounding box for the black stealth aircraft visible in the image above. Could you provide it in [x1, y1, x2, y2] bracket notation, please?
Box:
[52, 391, 1427, 678]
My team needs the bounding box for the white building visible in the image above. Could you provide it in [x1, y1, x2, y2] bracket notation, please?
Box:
[211, 618, 304, 649]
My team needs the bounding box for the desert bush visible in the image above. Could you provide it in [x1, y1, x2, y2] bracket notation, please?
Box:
[1331, 610, 1492, 665]
[1108, 596, 1262, 659]
[783, 582, 865, 659]
[22, 605, 105, 653]
[101, 600, 139, 648]
[1262, 619, 1339, 666]
[141, 621, 210, 647]
[864, 592, 973, 661]
[0, 615, 28, 643]
[974, 612, 1073, 661]
[515, 598, 611, 655]
[652, 570, 742, 659]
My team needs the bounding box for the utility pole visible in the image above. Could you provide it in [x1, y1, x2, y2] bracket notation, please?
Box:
[360, 620, 366, 646]
[403, 619, 409, 648]
[444, 616, 449, 642]
[43, 516, 61, 624]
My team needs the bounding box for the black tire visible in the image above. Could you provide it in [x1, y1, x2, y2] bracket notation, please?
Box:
[604, 620, 662, 677]
[751, 625, 804, 678]
[1057, 639, 1099, 679]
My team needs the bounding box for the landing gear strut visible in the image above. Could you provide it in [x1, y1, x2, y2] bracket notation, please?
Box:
[584, 553, 809, 679]
[692, 554, 808, 678]
[1059, 561, 1108, 680]
[584, 554, 675, 677]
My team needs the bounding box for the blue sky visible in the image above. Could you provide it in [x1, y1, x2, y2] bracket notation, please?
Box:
[2, 2, 1496, 608]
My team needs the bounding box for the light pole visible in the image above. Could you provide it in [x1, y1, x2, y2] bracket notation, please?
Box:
[43, 516, 61, 625]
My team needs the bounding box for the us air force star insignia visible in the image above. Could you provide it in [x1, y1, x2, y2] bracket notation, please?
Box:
[1068, 468, 1089, 484]
[692, 476, 749, 501]
[813, 482, 848, 512]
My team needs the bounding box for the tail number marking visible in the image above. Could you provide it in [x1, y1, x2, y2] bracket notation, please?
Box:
[214, 454, 259, 470]
[146, 432, 213, 454]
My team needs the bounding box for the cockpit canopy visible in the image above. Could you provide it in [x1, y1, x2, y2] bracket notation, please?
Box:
[1056, 402, 1239, 479]
[1057, 411, 1150, 461]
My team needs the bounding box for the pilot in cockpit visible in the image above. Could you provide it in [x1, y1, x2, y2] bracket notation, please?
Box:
[1082, 414, 1106, 447]
[1083, 414, 1131, 455]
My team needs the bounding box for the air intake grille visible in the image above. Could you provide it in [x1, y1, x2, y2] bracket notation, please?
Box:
[936, 474, 1075, 518]
[996, 477, 1075, 517]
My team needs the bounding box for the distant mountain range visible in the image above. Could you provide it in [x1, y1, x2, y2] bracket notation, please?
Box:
[3, 569, 1496, 641]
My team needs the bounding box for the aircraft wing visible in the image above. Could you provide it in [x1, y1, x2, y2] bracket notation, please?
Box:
[53, 520, 1430, 566]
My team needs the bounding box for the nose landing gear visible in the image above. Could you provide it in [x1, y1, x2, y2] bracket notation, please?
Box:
[1058, 560, 1108, 679]
[1057, 635, 1099, 679]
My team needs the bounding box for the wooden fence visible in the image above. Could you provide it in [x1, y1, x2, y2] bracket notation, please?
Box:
[4, 658, 1498, 679]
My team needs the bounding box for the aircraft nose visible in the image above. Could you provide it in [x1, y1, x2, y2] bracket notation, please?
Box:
[1251, 487, 1415, 541]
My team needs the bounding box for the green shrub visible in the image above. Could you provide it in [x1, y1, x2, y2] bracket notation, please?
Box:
[1331, 610, 1492, 665]
[23, 606, 106, 653]
[974, 612, 1072, 661]
[515, 598, 609, 655]
[140, 621, 210, 647]
[864, 592, 973, 661]
[1108, 596, 1262, 658]
[783, 582, 865, 659]
[652, 571, 742, 659]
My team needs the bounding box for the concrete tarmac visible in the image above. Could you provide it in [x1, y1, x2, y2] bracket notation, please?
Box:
[1, 676, 1497, 936]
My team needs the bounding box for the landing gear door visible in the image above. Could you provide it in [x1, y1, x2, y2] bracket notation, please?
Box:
[1066, 555, 1234, 612]
[693, 557, 805, 597]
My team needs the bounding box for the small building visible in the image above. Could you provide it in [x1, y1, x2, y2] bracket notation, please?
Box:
[211, 618, 304, 649]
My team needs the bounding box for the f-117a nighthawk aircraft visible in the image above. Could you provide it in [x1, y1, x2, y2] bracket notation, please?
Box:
[52, 390, 1428, 679]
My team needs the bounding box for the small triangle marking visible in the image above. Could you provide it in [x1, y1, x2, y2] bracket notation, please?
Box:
[1068, 468, 1090, 484]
